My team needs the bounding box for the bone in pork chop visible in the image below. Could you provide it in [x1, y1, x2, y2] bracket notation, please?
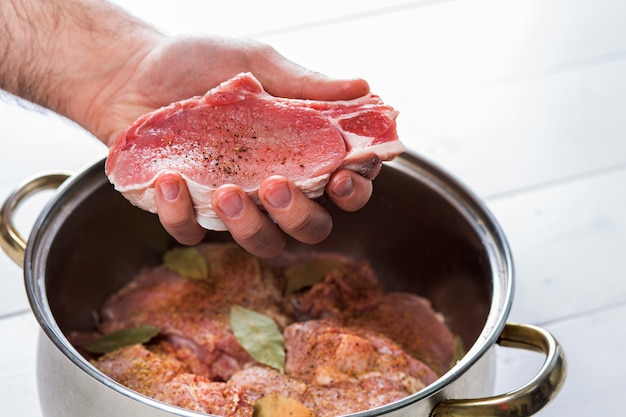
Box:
[105, 72, 404, 230]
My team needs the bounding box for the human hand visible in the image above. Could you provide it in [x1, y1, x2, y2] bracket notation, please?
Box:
[90, 35, 372, 257]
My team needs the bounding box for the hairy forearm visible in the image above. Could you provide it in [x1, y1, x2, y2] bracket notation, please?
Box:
[0, 0, 160, 135]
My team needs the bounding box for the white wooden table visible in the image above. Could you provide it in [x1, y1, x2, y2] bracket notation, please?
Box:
[1, 0, 625, 415]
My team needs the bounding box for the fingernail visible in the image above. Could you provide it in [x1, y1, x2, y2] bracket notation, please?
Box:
[218, 191, 244, 218]
[332, 176, 354, 198]
[159, 180, 180, 201]
[265, 182, 292, 209]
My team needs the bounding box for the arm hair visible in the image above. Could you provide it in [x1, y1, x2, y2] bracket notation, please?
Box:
[0, 0, 159, 131]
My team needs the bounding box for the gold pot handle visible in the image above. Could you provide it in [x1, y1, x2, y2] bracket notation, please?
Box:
[0, 172, 71, 267]
[431, 322, 566, 417]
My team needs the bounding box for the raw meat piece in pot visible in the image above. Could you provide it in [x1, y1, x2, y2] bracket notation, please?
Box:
[228, 362, 421, 417]
[280, 252, 384, 321]
[93, 333, 435, 417]
[345, 292, 457, 376]
[281, 254, 457, 376]
[97, 244, 288, 380]
[284, 319, 438, 392]
[94, 344, 247, 416]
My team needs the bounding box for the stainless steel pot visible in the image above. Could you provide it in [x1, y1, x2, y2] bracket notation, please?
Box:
[0, 152, 566, 417]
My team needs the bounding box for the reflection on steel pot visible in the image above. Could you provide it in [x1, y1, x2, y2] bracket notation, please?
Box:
[0, 152, 566, 417]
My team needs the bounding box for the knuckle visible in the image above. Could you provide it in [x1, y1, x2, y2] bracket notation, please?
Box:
[234, 220, 267, 243]
[233, 222, 285, 258]
[162, 210, 193, 228]
[245, 42, 278, 65]
[282, 211, 331, 244]
[278, 209, 312, 232]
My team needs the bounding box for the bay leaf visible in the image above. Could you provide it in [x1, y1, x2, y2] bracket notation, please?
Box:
[85, 325, 161, 354]
[163, 246, 209, 281]
[230, 305, 285, 373]
[253, 394, 314, 417]
[284, 259, 346, 295]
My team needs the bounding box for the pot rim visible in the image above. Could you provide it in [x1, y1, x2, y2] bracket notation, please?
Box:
[23, 152, 514, 416]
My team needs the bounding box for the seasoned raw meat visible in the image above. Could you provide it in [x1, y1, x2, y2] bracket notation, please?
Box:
[93, 322, 437, 417]
[97, 244, 288, 380]
[284, 320, 438, 390]
[282, 257, 456, 375]
[281, 253, 384, 321]
[231, 322, 436, 417]
[94, 344, 248, 416]
[105, 72, 404, 230]
[345, 292, 456, 376]
[80, 244, 458, 417]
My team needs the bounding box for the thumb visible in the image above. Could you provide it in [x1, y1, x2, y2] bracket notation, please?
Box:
[252, 49, 370, 101]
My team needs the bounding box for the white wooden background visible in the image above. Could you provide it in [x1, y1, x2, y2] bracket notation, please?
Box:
[1, 0, 625, 415]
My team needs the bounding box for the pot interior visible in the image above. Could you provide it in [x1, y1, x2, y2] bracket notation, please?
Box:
[28, 153, 508, 363]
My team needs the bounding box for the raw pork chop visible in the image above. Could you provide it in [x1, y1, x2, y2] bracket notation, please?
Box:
[96, 244, 287, 381]
[280, 254, 456, 375]
[93, 321, 437, 417]
[105, 72, 404, 230]
[78, 243, 458, 417]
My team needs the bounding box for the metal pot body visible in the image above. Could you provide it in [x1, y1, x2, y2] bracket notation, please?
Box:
[0, 152, 565, 417]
